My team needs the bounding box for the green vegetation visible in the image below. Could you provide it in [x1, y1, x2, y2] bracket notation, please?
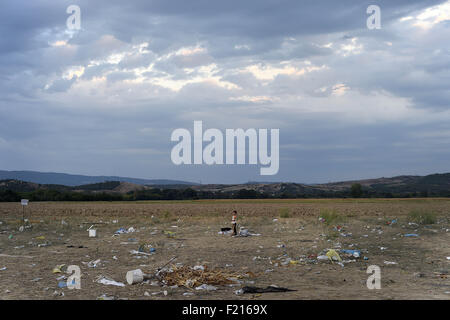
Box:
[319, 209, 345, 226]
[279, 208, 291, 218]
[351, 183, 363, 198]
[407, 210, 437, 225]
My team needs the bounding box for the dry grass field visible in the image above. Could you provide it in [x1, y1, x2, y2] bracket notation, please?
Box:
[0, 199, 449, 300]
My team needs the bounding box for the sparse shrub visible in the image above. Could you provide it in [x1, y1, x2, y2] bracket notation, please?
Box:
[279, 208, 290, 218]
[162, 210, 171, 220]
[319, 209, 344, 226]
[407, 210, 436, 225]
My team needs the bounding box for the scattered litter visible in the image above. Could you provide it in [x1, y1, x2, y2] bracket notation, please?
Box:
[52, 264, 65, 274]
[96, 276, 125, 287]
[326, 249, 342, 262]
[114, 227, 136, 235]
[87, 259, 101, 268]
[193, 265, 205, 271]
[384, 261, 398, 265]
[97, 294, 117, 300]
[38, 242, 50, 247]
[130, 250, 153, 256]
[0, 253, 34, 259]
[386, 219, 397, 225]
[239, 285, 296, 294]
[341, 249, 361, 258]
[115, 228, 127, 234]
[88, 228, 97, 238]
[126, 269, 150, 285]
[160, 265, 251, 288]
[195, 284, 217, 291]
[53, 290, 64, 297]
[164, 230, 176, 238]
[183, 292, 194, 296]
[0, 267, 7, 271]
[404, 234, 419, 237]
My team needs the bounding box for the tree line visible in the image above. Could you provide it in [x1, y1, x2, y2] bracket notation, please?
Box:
[0, 183, 447, 202]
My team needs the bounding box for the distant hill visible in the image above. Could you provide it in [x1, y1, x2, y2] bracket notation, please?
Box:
[1, 171, 450, 199]
[0, 170, 196, 186]
[191, 173, 450, 197]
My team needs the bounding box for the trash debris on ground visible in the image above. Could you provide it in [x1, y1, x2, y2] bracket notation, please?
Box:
[130, 250, 153, 256]
[0, 253, 34, 259]
[386, 219, 397, 225]
[237, 285, 296, 294]
[114, 227, 136, 235]
[326, 249, 342, 262]
[88, 225, 97, 238]
[340, 249, 361, 258]
[163, 230, 176, 238]
[126, 269, 151, 285]
[404, 233, 419, 237]
[96, 275, 125, 287]
[384, 261, 398, 265]
[97, 294, 117, 300]
[0, 267, 7, 271]
[52, 264, 66, 274]
[86, 259, 101, 268]
[193, 265, 205, 271]
[160, 265, 253, 289]
[195, 284, 217, 291]
[138, 243, 156, 254]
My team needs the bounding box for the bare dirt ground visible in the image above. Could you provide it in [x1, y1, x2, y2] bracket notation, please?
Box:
[0, 199, 449, 300]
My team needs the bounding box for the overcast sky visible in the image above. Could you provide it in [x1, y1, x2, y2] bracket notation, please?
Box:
[0, 0, 449, 184]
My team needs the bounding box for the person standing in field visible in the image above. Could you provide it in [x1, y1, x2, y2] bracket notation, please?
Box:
[231, 210, 237, 236]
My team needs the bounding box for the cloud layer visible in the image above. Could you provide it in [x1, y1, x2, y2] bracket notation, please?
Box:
[1, 0, 449, 183]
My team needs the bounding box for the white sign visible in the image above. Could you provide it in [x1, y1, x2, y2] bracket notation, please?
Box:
[21, 199, 29, 206]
